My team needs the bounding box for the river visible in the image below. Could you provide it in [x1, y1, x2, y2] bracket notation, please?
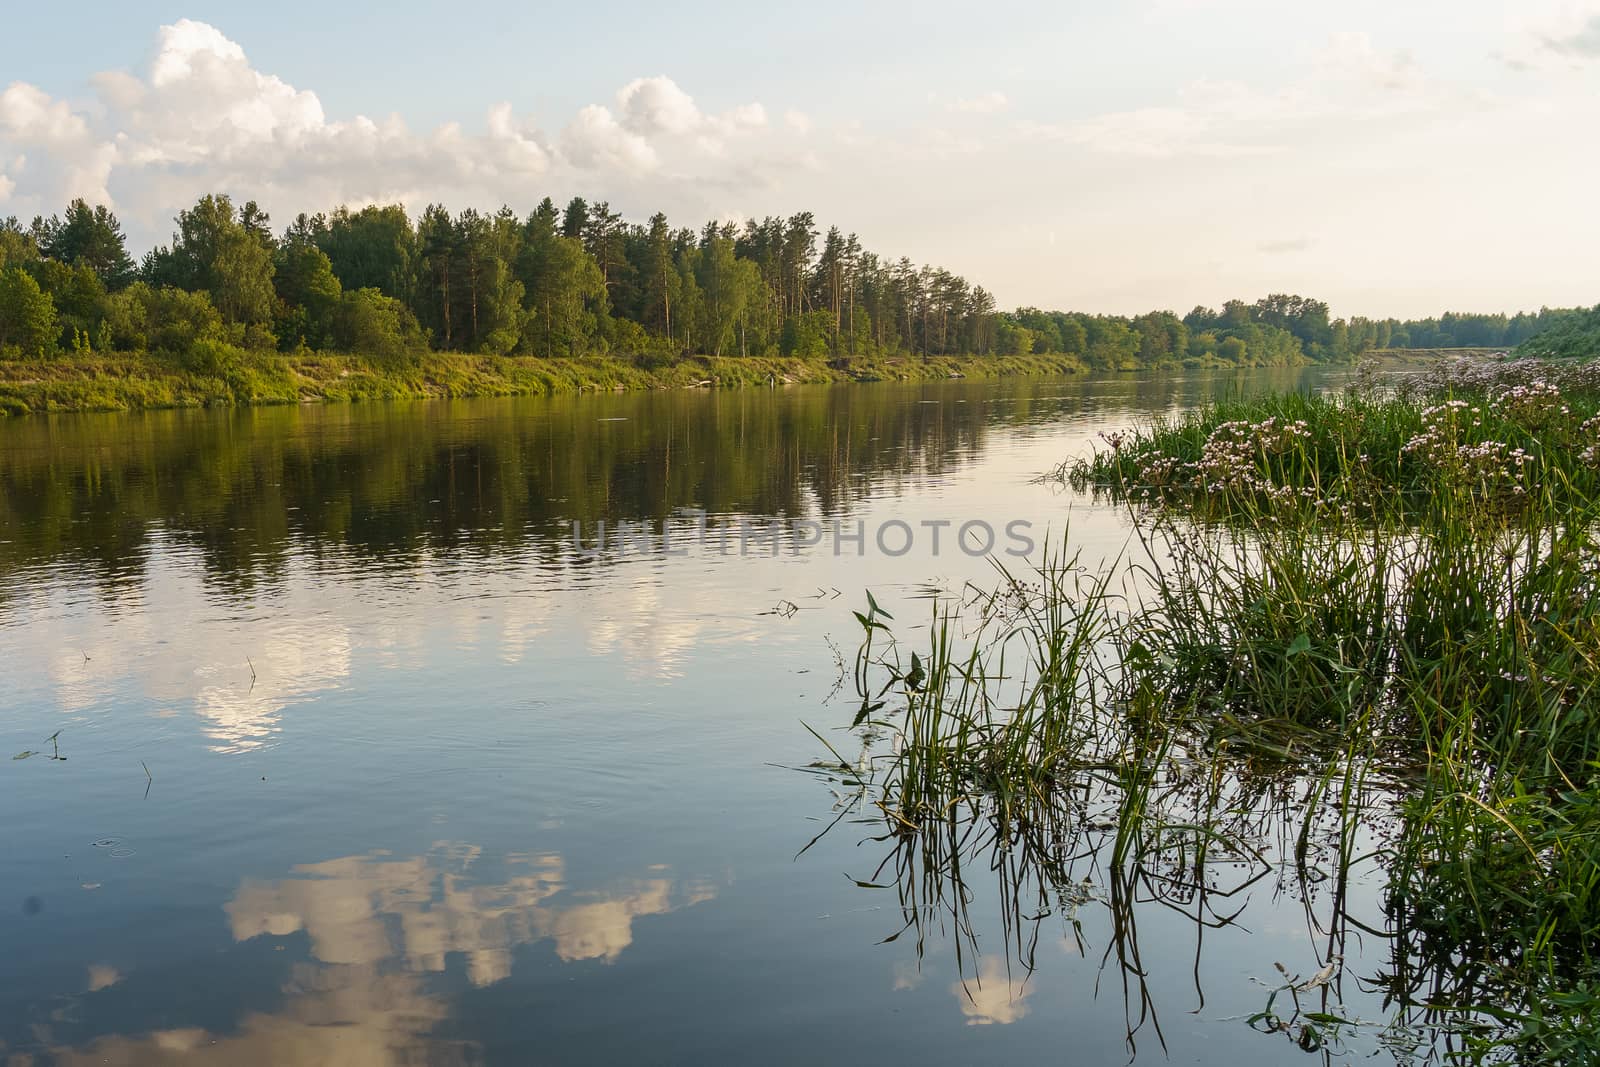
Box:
[1, 368, 1402, 1065]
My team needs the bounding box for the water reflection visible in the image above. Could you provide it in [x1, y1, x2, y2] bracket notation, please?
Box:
[1, 369, 1366, 1065]
[44, 846, 715, 1066]
[0, 371, 1329, 595]
[228, 846, 715, 972]
[812, 631, 1400, 1059]
[52, 965, 469, 1067]
[954, 958, 1034, 1026]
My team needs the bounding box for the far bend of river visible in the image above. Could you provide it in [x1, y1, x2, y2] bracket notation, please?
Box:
[0, 369, 1382, 1065]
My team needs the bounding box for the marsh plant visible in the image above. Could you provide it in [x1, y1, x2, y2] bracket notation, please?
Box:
[811, 356, 1600, 1063]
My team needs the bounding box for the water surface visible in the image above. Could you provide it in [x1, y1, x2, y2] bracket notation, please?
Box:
[1, 369, 1387, 1065]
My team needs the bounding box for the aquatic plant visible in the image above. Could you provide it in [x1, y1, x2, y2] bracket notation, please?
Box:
[813, 356, 1600, 1062]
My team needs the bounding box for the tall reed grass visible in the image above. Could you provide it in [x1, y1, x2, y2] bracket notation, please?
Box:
[817, 356, 1600, 1062]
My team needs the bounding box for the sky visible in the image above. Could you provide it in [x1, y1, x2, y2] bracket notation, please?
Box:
[2, 0, 1598, 318]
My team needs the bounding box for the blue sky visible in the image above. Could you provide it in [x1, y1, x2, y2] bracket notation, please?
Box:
[4, 1, 1599, 316]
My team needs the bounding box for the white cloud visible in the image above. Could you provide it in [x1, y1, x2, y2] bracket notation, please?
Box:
[1546, 14, 1600, 56]
[1502, 4, 1600, 68]
[1023, 33, 1467, 159]
[562, 103, 659, 173]
[1, 17, 1596, 319]
[0, 20, 781, 238]
[617, 76, 702, 136]
[0, 81, 116, 204]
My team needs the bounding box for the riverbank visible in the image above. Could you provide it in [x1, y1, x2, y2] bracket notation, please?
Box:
[0, 350, 1090, 416]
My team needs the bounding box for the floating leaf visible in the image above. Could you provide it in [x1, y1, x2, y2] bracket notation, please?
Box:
[12, 751, 36, 761]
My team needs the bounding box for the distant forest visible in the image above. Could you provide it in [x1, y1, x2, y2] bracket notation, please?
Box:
[0, 195, 1592, 368]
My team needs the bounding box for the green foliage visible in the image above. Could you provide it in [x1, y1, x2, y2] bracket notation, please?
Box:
[0, 268, 59, 358]
[781, 310, 833, 358]
[128, 283, 226, 354]
[179, 337, 247, 377]
[332, 289, 426, 365]
[146, 194, 276, 326]
[810, 356, 1600, 1061]
[35, 199, 136, 288]
[274, 242, 343, 349]
[0, 349, 1085, 416]
[0, 217, 41, 271]
[307, 204, 417, 301]
[30, 260, 108, 350]
[1515, 303, 1600, 359]
[16, 192, 1591, 375]
[519, 234, 605, 357]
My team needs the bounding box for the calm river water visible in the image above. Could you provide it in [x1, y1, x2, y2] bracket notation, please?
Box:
[1, 369, 1398, 1065]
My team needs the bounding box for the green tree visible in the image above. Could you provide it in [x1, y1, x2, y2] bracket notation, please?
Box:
[0, 267, 59, 357]
[32, 260, 107, 350]
[129, 283, 226, 354]
[149, 194, 276, 329]
[37, 200, 136, 288]
[561, 197, 588, 239]
[643, 212, 679, 339]
[275, 242, 343, 349]
[522, 236, 603, 357]
[696, 236, 763, 356]
[417, 204, 459, 348]
[333, 288, 427, 363]
[0, 217, 41, 271]
[316, 205, 417, 301]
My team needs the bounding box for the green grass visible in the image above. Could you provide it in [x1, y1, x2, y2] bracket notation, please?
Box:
[0, 349, 1087, 415]
[814, 353, 1600, 1062]
[1068, 360, 1600, 522]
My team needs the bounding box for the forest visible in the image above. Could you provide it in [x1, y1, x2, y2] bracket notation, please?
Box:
[0, 195, 1593, 371]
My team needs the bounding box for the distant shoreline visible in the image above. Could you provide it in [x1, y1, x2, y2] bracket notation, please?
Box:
[0, 348, 1504, 418]
[0, 349, 1383, 417]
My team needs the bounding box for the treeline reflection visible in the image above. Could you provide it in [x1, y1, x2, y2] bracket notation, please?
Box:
[0, 371, 1321, 592]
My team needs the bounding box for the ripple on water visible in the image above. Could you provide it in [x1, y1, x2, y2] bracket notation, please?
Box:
[91, 837, 137, 858]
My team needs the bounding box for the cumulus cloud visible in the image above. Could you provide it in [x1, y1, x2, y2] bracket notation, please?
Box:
[0, 20, 779, 242]
[562, 104, 659, 173]
[0, 82, 116, 204]
[564, 75, 769, 173]
[617, 76, 702, 136]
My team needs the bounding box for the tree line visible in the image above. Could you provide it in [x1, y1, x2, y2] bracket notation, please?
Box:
[0, 195, 1591, 367]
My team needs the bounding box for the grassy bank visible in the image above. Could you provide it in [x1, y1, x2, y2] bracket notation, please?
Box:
[0, 349, 1086, 416]
[1069, 356, 1600, 521]
[816, 354, 1600, 1062]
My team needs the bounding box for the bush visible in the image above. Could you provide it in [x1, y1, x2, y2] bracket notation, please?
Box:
[180, 337, 246, 377]
[0, 267, 59, 358]
[127, 283, 226, 355]
[333, 288, 426, 365]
